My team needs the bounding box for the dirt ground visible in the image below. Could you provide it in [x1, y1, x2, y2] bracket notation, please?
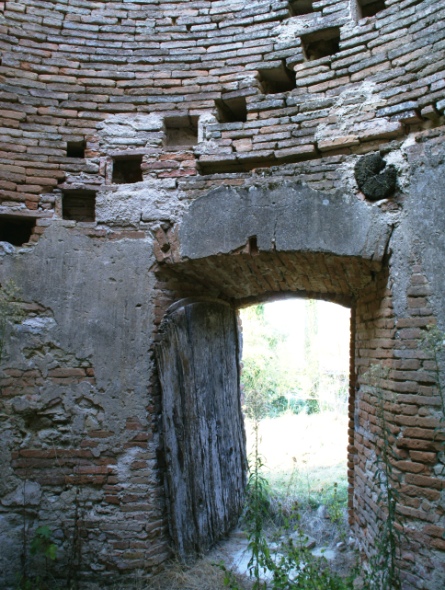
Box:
[142, 514, 359, 590]
[141, 412, 355, 590]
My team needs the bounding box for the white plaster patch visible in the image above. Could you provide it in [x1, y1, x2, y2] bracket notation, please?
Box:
[97, 113, 164, 152]
[0, 242, 15, 255]
[98, 113, 163, 136]
[196, 139, 233, 155]
[198, 113, 218, 143]
[274, 14, 323, 41]
[337, 158, 360, 196]
[22, 317, 57, 334]
[97, 180, 185, 226]
[1, 481, 42, 507]
[385, 138, 415, 191]
[315, 82, 385, 142]
[115, 447, 142, 484]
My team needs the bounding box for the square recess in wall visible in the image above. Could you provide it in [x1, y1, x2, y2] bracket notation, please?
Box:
[289, 0, 315, 16]
[300, 27, 341, 61]
[62, 190, 96, 222]
[258, 61, 296, 94]
[112, 155, 143, 184]
[357, 0, 385, 18]
[66, 140, 85, 158]
[0, 215, 36, 246]
[215, 96, 247, 123]
[164, 116, 198, 150]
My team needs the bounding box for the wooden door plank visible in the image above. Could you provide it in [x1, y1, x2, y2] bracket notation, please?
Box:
[157, 299, 246, 560]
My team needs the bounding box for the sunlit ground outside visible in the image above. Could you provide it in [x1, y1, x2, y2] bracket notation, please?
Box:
[245, 412, 349, 512]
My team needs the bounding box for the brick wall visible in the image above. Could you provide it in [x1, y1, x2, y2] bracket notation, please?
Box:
[1, 0, 445, 215]
[353, 261, 445, 587]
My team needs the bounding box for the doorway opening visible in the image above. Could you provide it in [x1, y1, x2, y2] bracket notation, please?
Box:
[239, 297, 351, 552]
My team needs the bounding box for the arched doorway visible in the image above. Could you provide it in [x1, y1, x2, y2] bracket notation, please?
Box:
[154, 182, 392, 561]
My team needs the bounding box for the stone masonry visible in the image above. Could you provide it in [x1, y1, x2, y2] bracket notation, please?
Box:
[1, 0, 445, 588]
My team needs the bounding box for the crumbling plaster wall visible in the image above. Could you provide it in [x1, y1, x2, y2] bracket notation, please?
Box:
[392, 142, 445, 324]
[0, 229, 170, 586]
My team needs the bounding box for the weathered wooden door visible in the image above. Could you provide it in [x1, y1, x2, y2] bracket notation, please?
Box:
[157, 298, 246, 561]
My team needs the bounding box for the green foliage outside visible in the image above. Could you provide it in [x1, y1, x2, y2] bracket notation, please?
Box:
[240, 300, 351, 565]
[241, 304, 299, 419]
[240, 302, 348, 419]
[240, 301, 350, 512]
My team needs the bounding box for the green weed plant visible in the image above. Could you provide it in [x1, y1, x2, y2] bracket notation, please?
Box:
[238, 451, 355, 589]
[17, 526, 58, 590]
[240, 303, 348, 420]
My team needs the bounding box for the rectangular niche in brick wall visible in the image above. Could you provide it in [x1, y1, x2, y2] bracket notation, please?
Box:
[165, 116, 198, 150]
[258, 61, 296, 95]
[215, 96, 247, 123]
[300, 27, 340, 61]
[66, 140, 85, 158]
[62, 190, 96, 222]
[357, 0, 385, 18]
[289, 0, 315, 16]
[112, 155, 143, 184]
[0, 216, 36, 246]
